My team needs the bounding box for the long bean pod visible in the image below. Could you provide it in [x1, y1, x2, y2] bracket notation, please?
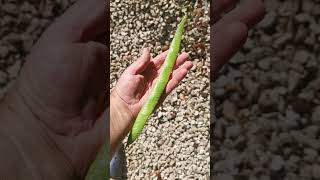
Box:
[127, 14, 188, 145]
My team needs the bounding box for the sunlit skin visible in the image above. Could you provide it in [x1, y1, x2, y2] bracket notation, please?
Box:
[110, 49, 193, 155]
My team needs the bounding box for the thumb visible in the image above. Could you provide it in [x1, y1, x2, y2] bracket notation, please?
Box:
[128, 48, 151, 74]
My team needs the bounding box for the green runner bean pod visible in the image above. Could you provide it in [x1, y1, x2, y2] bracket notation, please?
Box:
[127, 14, 187, 145]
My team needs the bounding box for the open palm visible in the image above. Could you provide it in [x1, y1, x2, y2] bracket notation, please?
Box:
[114, 48, 192, 117]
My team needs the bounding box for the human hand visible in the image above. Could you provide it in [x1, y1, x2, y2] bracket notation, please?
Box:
[1, 0, 108, 178]
[114, 48, 192, 117]
[110, 48, 192, 152]
[210, 0, 266, 80]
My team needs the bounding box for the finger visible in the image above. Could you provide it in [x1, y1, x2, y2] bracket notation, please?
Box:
[213, 0, 265, 32]
[52, 0, 108, 42]
[165, 68, 189, 96]
[166, 61, 193, 95]
[154, 52, 189, 71]
[173, 52, 190, 70]
[211, 0, 238, 24]
[155, 67, 190, 109]
[155, 63, 192, 109]
[172, 61, 193, 77]
[128, 48, 151, 74]
[211, 22, 248, 80]
[152, 50, 169, 68]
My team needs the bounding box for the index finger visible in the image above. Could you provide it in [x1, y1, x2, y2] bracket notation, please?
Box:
[152, 50, 169, 68]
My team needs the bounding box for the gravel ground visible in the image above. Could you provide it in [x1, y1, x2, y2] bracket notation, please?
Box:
[110, 0, 210, 179]
[212, 0, 320, 180]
